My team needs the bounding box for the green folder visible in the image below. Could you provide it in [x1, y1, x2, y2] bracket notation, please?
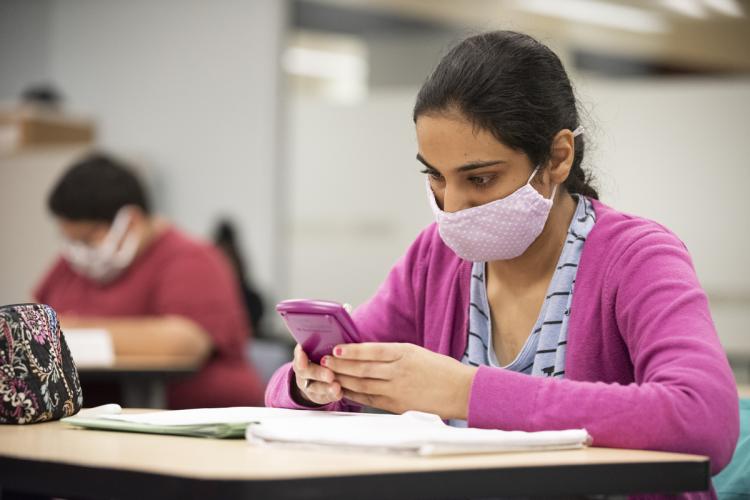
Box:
[62, 406, 329, 439]
[62, 415, 251, 439]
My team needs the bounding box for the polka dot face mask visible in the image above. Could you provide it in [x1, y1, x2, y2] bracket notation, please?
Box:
[425, 126, 583, 262]
[426, 167, 553, 261]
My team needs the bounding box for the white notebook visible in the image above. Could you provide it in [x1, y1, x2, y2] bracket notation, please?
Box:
[247, 410, 591, 456]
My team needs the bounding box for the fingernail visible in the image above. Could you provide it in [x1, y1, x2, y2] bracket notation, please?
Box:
[320, 356, 328, 367]
[334, 347, 343, 356]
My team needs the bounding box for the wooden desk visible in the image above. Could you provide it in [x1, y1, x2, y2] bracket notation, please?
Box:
[0, 416, 710, 500]
[77, 356, 199, 408]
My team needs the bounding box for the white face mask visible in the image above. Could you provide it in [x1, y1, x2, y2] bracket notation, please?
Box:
[62, 207, 140, 283]
[427, 126, 584, 262]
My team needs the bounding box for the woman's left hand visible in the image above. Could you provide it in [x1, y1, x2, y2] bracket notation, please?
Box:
[322, 342, 477, 420]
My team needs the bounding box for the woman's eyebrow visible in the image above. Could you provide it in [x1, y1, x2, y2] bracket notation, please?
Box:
[416, 153, 507, 172]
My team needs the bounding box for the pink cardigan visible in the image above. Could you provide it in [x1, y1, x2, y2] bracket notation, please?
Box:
[266, 199, 739, 484]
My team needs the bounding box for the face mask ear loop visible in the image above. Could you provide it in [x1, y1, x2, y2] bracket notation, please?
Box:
[109, 207, 132, 238]
[572, 126, 585, 137]
[549, 183, 558, 202]
[102, 207, 133, 248]
[528, 165, 557, 201]
[526, 166, 541, 185]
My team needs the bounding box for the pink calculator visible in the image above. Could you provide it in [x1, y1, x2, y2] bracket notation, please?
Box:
[276, 299, 360, 363]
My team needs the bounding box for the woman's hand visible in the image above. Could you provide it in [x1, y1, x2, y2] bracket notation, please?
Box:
[291, 344, 343, 406]
[322, 342, 477, 419]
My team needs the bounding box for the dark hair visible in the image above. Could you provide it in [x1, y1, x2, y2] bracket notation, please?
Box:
[413, 31, 598, 199]
[48, 153, 151, 222]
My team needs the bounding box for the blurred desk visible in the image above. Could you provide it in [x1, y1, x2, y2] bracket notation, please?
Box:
[0, 413, 710, 500]
[77, 356, 200, 409]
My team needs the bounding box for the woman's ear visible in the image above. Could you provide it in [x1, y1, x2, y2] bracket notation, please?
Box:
[547, 129, 576, 185]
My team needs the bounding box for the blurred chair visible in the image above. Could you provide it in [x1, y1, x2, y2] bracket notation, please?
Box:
[213, 219, 266, 338]
[212, 218, 294, 387]
[247, 338, 294, 386]
[713, 393, 750, 500]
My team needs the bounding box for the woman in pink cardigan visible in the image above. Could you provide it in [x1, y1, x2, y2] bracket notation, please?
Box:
[266, 31, 739, 484]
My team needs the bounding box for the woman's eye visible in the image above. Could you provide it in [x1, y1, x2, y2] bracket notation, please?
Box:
[469, 175, 494, 187]
[420, 169, 444, 181]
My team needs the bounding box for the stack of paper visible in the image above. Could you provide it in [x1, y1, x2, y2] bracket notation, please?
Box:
[63, 407, 591, 456]
[247, 411, 591, 456]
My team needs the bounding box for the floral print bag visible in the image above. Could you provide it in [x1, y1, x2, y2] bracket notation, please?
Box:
[0, 303, 83, 424]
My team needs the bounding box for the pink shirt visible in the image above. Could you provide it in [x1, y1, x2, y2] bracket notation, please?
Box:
[265, 199, 739, 497]
[35, 226, 264, 409]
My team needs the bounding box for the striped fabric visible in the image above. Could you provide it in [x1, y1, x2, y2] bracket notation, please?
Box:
[450, 195, 595, 427]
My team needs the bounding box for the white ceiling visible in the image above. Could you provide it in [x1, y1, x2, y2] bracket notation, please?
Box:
[300, 0, 750, 72]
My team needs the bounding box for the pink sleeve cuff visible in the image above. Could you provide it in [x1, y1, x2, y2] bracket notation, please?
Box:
[264, 362, 354, 412]
[467, 365, 540, 430]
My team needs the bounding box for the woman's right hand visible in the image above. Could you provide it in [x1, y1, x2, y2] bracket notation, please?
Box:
[291, 344, 343, 405]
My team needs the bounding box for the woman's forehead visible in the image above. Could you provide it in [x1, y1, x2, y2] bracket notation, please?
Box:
[416, 114, 522, 169]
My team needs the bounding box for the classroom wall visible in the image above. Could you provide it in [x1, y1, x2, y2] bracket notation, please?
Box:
[0, 0, 52, 98]
[287, 77, 750, 356]
[0, 0, 287, 304]
[580, 76, 750, 359]
[287, 90, 429, 307]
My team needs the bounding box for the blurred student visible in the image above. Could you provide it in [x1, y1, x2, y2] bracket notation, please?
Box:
[34, 153, 264, 408]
